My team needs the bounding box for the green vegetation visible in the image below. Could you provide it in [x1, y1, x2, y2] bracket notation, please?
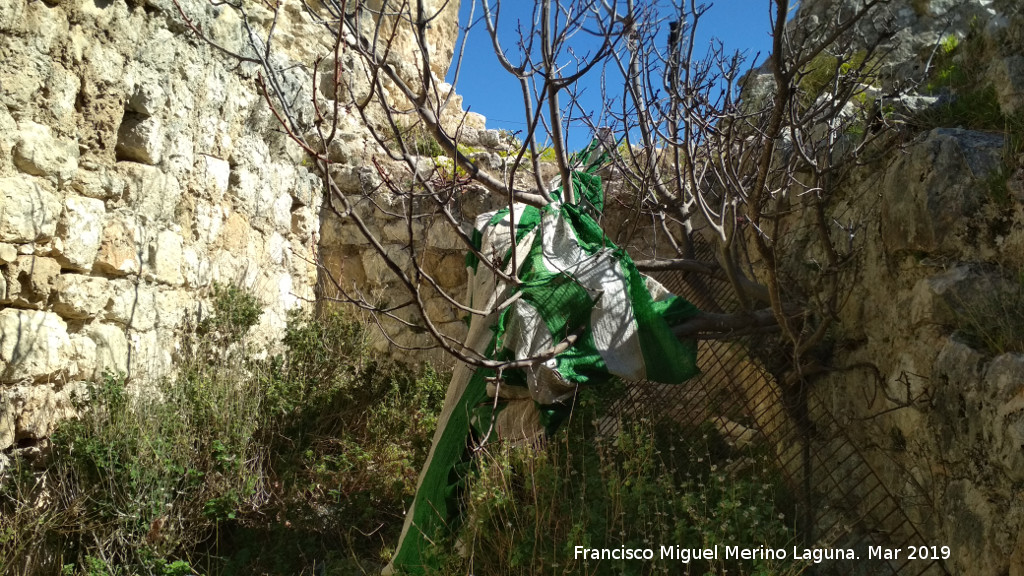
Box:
[2, 288, 798, 575]
[430, 386, 801, 576]
[0, 286, 445, 576]
[797, 50, 875, 109]
[391, 122, 444, 157]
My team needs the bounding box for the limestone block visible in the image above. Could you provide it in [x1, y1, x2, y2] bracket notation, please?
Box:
[84, 323, 130, 379]
[69, 334, 97, 382]
[424, 295, 457, 324]
[319, 53, 373, 107]
[146, 229, 184, 286]
[127, 82, 167, 117]
[423, 250, 466, 291]
[219, 212, 251, 252]
[0, 398, 14, 450]
[106, 279, 158, 331]
[195, 203, 227, 245]
[0, 177, 62, 242]
[116, 113, 164, 165]
[52, 274, 110, 320]
[128, 328, 173, 379]
[273, 192, 293, 233]
[361, 244, 411, 285]
[911, 265, 1019, 328]
[196, 154, 231, 201]
[11, 386, 59, 441]
[323, 131, 364, 165]
[94, 215, 141, 276]
[0, 243, 17, 264]
[382, 218, 425, 243]
[155, 289, 188, 330]
[1, 255, 61, 308]
[987, 353, 1024, 481]
[266, 232, 287, 266]
[290, 205, 316, 238]
[181, 246, 211, 288]
[0, 309, 71, 383]
[163, 130, 196, 176]
[0, 0, 24, 32]
[44, 63, 81, 124]
[120, 163, 180, 223]
[425, 220, 465, 251]
[71, 164, 127, 200]
[52, 195, 106, 271]
[12, 122, 79, 185]
[274, 271, 297, 311]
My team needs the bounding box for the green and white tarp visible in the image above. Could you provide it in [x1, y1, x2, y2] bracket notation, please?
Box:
[385, 148, 699, 575]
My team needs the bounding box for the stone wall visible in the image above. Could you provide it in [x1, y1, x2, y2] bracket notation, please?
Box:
[0, 0, 464, 452]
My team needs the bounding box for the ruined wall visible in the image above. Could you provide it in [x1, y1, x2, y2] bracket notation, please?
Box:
[0, 0, 466, 451]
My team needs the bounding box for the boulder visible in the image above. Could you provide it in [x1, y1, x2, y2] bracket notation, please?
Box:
[881, 129, 1004, 255]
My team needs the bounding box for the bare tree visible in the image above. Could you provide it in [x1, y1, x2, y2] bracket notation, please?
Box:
[173, 0, 903, 569]
[172, 0, 897, 370]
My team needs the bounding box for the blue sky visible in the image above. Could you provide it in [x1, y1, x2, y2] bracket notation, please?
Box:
[446, 1, 779, 150]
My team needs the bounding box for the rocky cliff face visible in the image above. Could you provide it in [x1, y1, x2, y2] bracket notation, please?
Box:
[0, 0, 465, 452]
[779, 1, 1024, 574]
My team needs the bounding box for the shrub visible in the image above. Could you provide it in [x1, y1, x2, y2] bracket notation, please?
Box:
[0, 291, 446, 576]
[436, 387, 801, 576]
